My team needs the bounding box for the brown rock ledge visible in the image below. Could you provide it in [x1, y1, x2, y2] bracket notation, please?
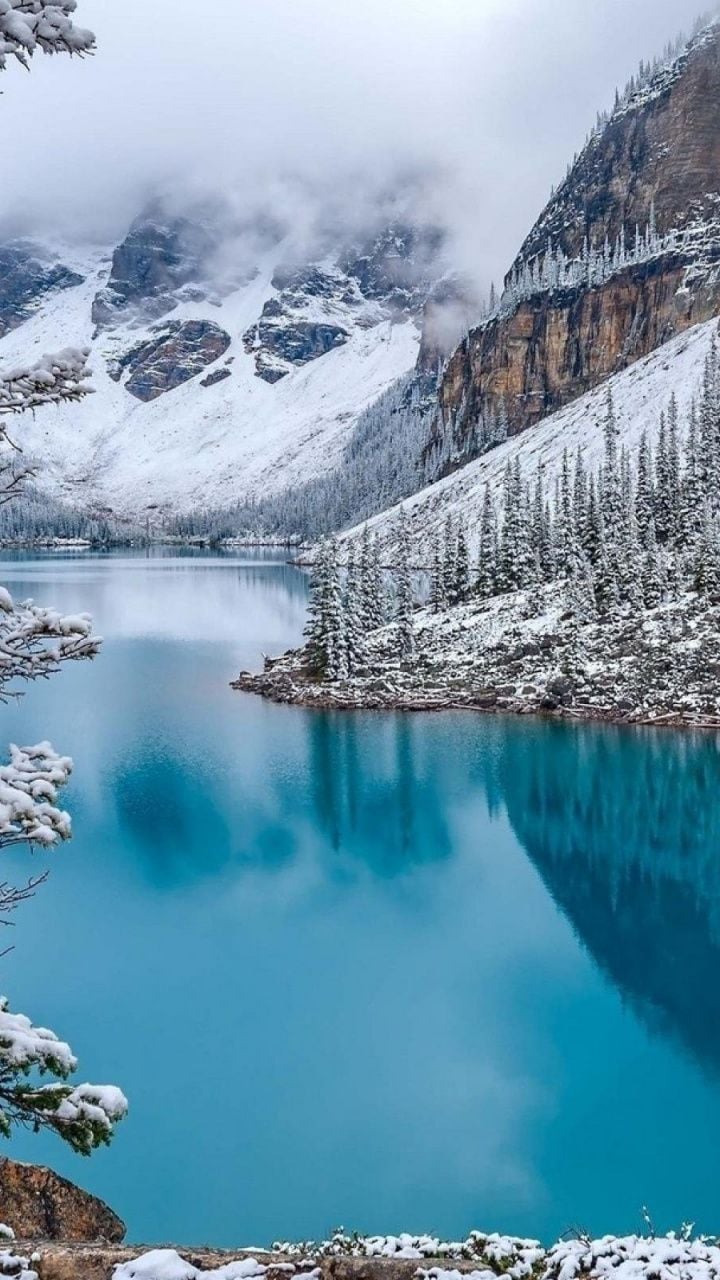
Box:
[0, 1159, 125, 1244]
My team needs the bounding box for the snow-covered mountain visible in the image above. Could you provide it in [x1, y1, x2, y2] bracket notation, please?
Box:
[0, 209, 456, 517]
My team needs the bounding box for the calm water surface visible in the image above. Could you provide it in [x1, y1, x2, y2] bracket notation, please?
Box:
[1, 549, 720, 1246]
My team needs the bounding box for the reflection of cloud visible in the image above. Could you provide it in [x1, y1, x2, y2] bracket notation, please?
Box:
[0, 552, 308, 648]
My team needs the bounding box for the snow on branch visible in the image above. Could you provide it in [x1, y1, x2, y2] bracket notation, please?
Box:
[0, 585, 101, 861]
[0, 347, 93, 414]
[0, 2, 95, 72]
[0, 997, 127, 1154]
[0, 585, 101, 699]
[0, 742, 73, 848]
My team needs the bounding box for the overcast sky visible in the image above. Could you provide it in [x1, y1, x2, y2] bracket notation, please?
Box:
[0, 0, 712, 287]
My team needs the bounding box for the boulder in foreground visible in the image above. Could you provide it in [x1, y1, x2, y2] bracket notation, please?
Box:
[0, 1158, 125, 1243]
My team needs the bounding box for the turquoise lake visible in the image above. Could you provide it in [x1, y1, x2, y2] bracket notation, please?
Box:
[1, 549, 720, 1247]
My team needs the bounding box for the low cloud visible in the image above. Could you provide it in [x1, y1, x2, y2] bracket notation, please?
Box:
[0, 0, 710, 293]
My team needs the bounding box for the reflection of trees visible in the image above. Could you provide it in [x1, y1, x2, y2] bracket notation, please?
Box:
[114, 679, 720, 1082]
[113, 706, 454, 891]
[306, 711, 451, 876]
[234, 562, 309, 607]
[498, 722, 720, 1076]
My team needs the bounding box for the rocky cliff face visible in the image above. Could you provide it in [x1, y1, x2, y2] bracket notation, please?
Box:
[109, 320, 232, 401]
[434, 19, 720, 463]
[243, 223, 446, 384]
[0, 244, 83, 339]
[91, 210, 218, 330]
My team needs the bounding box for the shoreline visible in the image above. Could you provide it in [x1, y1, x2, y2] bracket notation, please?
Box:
[16, 1230, 720, 1280]
[232, 665, 720, 731]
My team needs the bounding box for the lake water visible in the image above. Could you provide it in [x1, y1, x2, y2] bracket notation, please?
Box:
[1, 549, 720, 1248]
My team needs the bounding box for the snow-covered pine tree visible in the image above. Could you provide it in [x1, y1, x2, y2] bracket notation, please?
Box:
[620, 444, 633, 516]
[681, 399, 703, 547]
[567, 546, 597, 625]
[442, 515, 457, 604]
[641, 519, 666, 609]
[359, 525, 385, 632]
[344, 544, 365, 677]
[396, 508, 415, 658]
[370, 535, 388, 628]
[635, 431, 655, 550]
[583, 475, 602, 563]
[358, 524, 372, 626]
[554, 449, 574, 575]
[0, 998, 126, 1154]
[0, 3, 94, 69]
[324, 538, 346, 681]
[572, 448, 589, 551]
[593, 518, 620, 617]
[616, 500, 644, 614]
[304, 540, 333, 675]
[476, 484, 497, 599]
[693, 505, 720, 598]
[654, 411, 672, 543]
[454, 520, 471, 604]
[514, 459, 536, 588]
[600, 389, 623, 534]
[698, 340, 720, 511]
[429, 532, 446, 612]
[667, 392, 682, 544]
[530, 468, 554, 582]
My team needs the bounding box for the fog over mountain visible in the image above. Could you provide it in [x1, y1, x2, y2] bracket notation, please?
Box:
[0, 0, 712, 294]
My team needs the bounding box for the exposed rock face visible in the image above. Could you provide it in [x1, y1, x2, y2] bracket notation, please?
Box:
[434, 20, 720, 461]
[520, 24, 720, 262]
[244, 306, 349, 383]
[92, 209, 215, 329]
[0, 244, 83, 339]
[109, 320, 231, 401]
[437, 252, 718, 451]
[200, 367, 232, 389]
[339, 224, 445, 314]
[244, 222, 446, 382]
[0, 1159, 125, 1244]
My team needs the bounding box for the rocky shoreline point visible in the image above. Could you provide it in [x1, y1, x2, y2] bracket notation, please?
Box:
[233, 585, 720, 729]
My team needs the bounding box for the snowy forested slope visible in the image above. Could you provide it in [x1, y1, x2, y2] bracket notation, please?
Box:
[346, 317, 720, 554]
[0, 213, 450, 518]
